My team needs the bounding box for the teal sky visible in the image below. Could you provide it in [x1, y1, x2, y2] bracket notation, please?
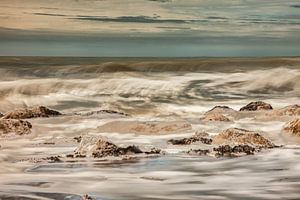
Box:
[1, 0, 300, 57]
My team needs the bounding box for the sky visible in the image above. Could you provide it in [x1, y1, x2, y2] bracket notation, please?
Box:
[0, 0, 300, 57]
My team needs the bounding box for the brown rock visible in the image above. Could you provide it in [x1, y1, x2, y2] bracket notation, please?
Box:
[283, 119, 300, 136]
[75, 135, 160, 158]
[271, 104, 300, 116]
[168, 131, 212, 145]
[3, 106, 61, 119]
[240, 101, 273, 111]
[212, 128, 274, 148]
[205, 106, 236, 115]
[201, 113, 231, 122]
[0, 119, 32, 136]
[0, 112, 3, 118]
[98, 121, 192, 135]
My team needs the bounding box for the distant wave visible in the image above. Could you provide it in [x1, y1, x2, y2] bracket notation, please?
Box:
[0, 57, 300, 78]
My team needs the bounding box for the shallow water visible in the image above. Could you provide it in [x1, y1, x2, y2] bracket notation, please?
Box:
[0, 57, 300, 200]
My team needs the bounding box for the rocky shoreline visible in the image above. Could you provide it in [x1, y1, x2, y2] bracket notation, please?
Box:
[1, 101, 299, 162]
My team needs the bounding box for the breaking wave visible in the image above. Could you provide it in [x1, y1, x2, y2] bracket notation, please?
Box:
[0, 64, 299, 114]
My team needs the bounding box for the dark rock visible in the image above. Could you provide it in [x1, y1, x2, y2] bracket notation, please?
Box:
[92, 142, 143, 158]
[140, 176, 166, 181]
[212, 128, 275, 148]
[47, 156, 62, 163]
[144, 147, 161, 154]
[0, 119, 32, 136]
[73, 153, 86, 158]
[283, 118, 300, 136]
[168, 131, 212, 145]
[240, 101, 273, 111]
[43, 142, 55, 145]
[3, 106, 61, 119]
[119, 145, 143, 155]
[186, 149, 210, 156]
[0, 112, 3, 118]
[75, 109, 129, 117]
[74, 136, 82, 143]
[82, 194, 95, 200]
[19, 155, 62, 163]
[213, 144, 256, 157]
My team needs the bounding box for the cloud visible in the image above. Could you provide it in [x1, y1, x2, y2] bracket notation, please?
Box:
[238, 17, 300, 25]
[74, 15, 195, 24]
[147, 0, 171, 2]
[33, 13, 67, 17]
[290, 5, 300, 8]
[206, 16, 228, 20]
[1, 0, 300, 52]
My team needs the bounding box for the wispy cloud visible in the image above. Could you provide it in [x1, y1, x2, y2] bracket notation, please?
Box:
[1, 0, 300, 37]
[0, 0, 300, 56]
[74, 15, 192, 24]
[33, 13, 67, 17]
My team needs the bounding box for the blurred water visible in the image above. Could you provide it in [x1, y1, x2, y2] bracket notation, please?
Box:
[0, 58, 299, 199]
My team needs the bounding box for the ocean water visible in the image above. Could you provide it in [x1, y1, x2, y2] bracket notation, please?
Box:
[0, 57, 299, 200]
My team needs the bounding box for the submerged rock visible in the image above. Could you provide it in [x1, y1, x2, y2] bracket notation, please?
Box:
[270, 104, 300, 117]
[19, 155, 62, 163]
[2, 106, 61, 119]
[74, 135, 160, 158]
[82, 194, 95, 200]
[186, 144, 261, 158]
[98, 120, 192, 135]
[144, 147, 161, 154]
[283, 119, 300, 136]
[213, 145, 256, 157]
[240, 101, 273, 111]
[186, 149, 210, 156]
[75, 109, 129, 117]
[212, 128, 274, 148]
[168, 131, 212, 145]
[205, 106, 236, 115]
[73, 136, 82, 143]
[201, 113, 231, 122]
[46, 156, 62, 163]
[0, 119, 32, 136]
[140, 176, 166, 181]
